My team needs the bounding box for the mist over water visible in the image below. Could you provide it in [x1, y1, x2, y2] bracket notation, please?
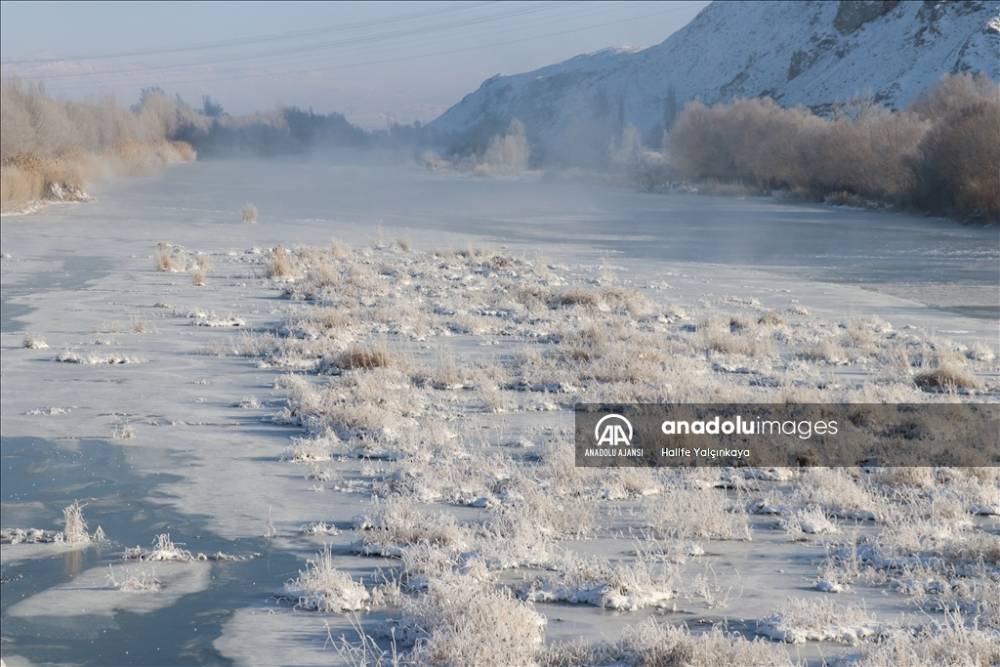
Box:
[106, 157, 1000, 319]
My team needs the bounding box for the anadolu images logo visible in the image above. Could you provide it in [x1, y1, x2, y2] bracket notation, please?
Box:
[594, 413, 633, 447]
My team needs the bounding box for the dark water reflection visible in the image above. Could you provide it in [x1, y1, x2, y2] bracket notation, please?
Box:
[1, 437, 299, 666]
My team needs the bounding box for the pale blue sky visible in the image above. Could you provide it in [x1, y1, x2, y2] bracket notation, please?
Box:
[0, 1, 708, 127]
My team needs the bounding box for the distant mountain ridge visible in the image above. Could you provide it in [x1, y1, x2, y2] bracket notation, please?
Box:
[431, 0, 1000, 163]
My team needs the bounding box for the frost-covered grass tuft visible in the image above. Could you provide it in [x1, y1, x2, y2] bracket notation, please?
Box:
[757, 597, 881, 644]
[781, 507, 839, 539]
[237, 395, 262, 409]
[913, 364, 983, 392]
[22, 334, 49, 349]
[646, 486, 751, 541]
[525, 552, 676, 611]
[284, 545, 370, 612]
[355, 498, 469, 556]
[192, 253, 210, 286]
[56, 350, 144, 365]
[540, 619, 797, 666]
[107, 565, 163, 592]
[62, 500, 93, 544]
[124, 533, 194, 562]
[266, 245, 296, 280]
[402, 573, 545, 666]
[241, 202, 258, 224]
[1, 501, 103, 546]
[155, 241, 182, 272]
[854, 614, 1000, 666]
[338, 345, 395, 370]
[112, 413, 137, 440]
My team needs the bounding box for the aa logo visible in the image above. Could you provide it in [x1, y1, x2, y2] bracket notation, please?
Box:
[594, 414, 633, 447]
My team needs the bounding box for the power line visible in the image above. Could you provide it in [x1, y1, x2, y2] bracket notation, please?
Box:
[1, 1, 498, 65]
[5, 1, 575, 80]
[22, 0, 616, 90]
[33, 5, 690, 95]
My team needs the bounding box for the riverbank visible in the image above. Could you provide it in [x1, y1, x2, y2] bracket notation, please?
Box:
[1, 140, 196, 215]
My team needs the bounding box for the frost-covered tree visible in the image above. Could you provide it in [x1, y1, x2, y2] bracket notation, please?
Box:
[479, 118, 530, 174]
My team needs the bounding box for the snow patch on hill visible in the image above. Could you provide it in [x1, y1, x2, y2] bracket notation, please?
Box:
[432, 0, 1000, 163]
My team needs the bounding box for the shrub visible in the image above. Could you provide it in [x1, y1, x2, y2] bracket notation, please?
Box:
[1, 80, 201, 209]
[668, 97, 926, 204]
[266, 245, 296, 280]
[913, 96, 1000, 219]
[474, 119, 530, 176]
[665, 74, 999, 220]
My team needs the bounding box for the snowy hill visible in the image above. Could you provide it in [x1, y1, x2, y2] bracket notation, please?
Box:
[432, 0, 1000, 163]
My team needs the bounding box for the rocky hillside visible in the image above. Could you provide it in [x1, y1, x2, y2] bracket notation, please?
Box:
[432, 0, 1000, 163]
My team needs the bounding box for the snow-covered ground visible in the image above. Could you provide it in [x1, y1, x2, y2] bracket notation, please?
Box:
[1, 158, 998, 666]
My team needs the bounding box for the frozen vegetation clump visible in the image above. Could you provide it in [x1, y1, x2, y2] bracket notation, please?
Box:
[112, 413, 137, 440]
[266, 245, 297, 281]
[241, 202, 258, 223]
[645, 485, 752, 541]
[400, 573, 545, 667]
[524, 552, 676, 611]
[539, 619, 797, 666]
[59, 500, 96, 543]
[122, 533, 258, 562]
[852, 615, 1000, 667]
[0, 501, 104, 545]
[21, 334, 49, 349]
[913, 363, 983, 392]
[781, 506, 839, 539]
[55, 350, 144, 365]
[354, 498, 469, 557]
[283, 545, 370, 612]
[192, 253, 211, 287]
[757, 597, 882, 644]
[107, 565, 163, 592]
[155, 241, 183, 272]
[123, 533, 194, 562]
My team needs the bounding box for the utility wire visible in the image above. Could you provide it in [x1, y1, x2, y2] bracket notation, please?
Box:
[5, 1, 576, 80]
[35, 4, 690, 94]
[1, 1, 498, 65]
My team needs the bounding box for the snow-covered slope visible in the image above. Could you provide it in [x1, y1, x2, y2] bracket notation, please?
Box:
[432, 0, 1000, 163]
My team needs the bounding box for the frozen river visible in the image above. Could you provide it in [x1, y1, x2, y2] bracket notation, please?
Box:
[1, 158, 997, 666]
